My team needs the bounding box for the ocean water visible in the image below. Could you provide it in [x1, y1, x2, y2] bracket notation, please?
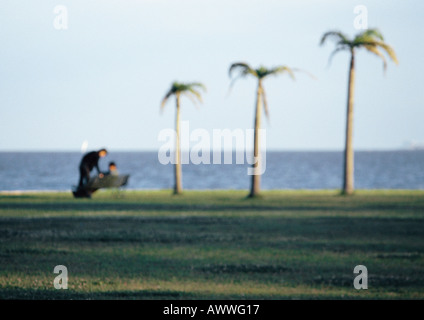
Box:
[0, 151, 423, 191]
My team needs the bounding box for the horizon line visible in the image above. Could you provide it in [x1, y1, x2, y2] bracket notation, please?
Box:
[0, 148, 421, 153]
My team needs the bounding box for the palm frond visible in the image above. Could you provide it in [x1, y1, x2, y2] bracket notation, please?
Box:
[322, 28, 398, 71]
[227, 75, 244, 96]
[160, 81, 206, 112]
[187, 88, 204, 104]
[291, 68, 317, 80]
[358, 28, 384, 42]
[363, 45, 388, 71]
[160, 89, 173, 112]
[320, 31, 350, 46]
[182, 91, 201, 109]
[228, 62, 257, 94]
[189, 82, 207, 92]
[183, 83, 206, 108]
[326, 46, 349, 67]
[373, 41, 398, 65]
[321, 30, 352, 66]
[362, 41, 398, 73]
[269, 65, 296, 80]
[185, 82, 206, 103]
[228, 62, 254, 78]
[353, 33, 373, 47]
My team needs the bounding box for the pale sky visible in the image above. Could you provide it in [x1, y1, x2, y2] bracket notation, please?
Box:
[0, 0, 423, 151]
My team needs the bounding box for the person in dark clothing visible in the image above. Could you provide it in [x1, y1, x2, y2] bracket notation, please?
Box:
[78, 149, 108, 188]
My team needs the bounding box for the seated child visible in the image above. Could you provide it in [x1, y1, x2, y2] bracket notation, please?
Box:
[106, 162, 119, 176]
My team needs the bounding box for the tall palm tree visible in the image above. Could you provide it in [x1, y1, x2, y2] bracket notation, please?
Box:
[161, 81, 206, 195]
[229, 62, 296, 198]
[321, 28, 398, 195]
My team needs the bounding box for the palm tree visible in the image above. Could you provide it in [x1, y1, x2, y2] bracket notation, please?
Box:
[228, 62, 296, 198]
[161, 81, 206, 195]
[320, 28, 398, 195]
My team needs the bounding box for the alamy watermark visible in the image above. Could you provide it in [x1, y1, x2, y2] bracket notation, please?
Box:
[353, 5, 368, 30]
[53, 5, 68, 30]
[158, 121, 267, 175]
[54, 265, 68, 289]
[353, 265, 368, 290]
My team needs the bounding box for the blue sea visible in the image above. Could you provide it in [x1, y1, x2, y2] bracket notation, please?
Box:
[0, 151, 423, 191]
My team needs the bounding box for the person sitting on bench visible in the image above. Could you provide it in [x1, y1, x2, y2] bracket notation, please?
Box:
[106, 161, 119, 176]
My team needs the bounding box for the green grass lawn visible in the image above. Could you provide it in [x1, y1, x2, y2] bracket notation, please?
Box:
[1, 189, 424, 299]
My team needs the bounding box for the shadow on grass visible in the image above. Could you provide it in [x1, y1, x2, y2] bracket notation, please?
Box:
[2, 215, 424, 244]
[2, 286, 419, 300]
[0, 287, 200, 300]
[2, 287, 321, 300]
[0, 201, 423, 214]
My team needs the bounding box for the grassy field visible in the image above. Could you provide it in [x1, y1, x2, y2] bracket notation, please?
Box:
[1, 189, 424, 299]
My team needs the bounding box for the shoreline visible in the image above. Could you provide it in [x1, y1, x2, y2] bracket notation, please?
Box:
[1, 188, 424, 195]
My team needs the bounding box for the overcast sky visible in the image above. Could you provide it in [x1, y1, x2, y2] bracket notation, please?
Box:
[0, 0, 423, 151]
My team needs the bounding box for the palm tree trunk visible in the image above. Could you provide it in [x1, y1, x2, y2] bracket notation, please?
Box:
[174, 94, 183, 195]
[343, 52, 355, 195]
[248, 81, 263, 198]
